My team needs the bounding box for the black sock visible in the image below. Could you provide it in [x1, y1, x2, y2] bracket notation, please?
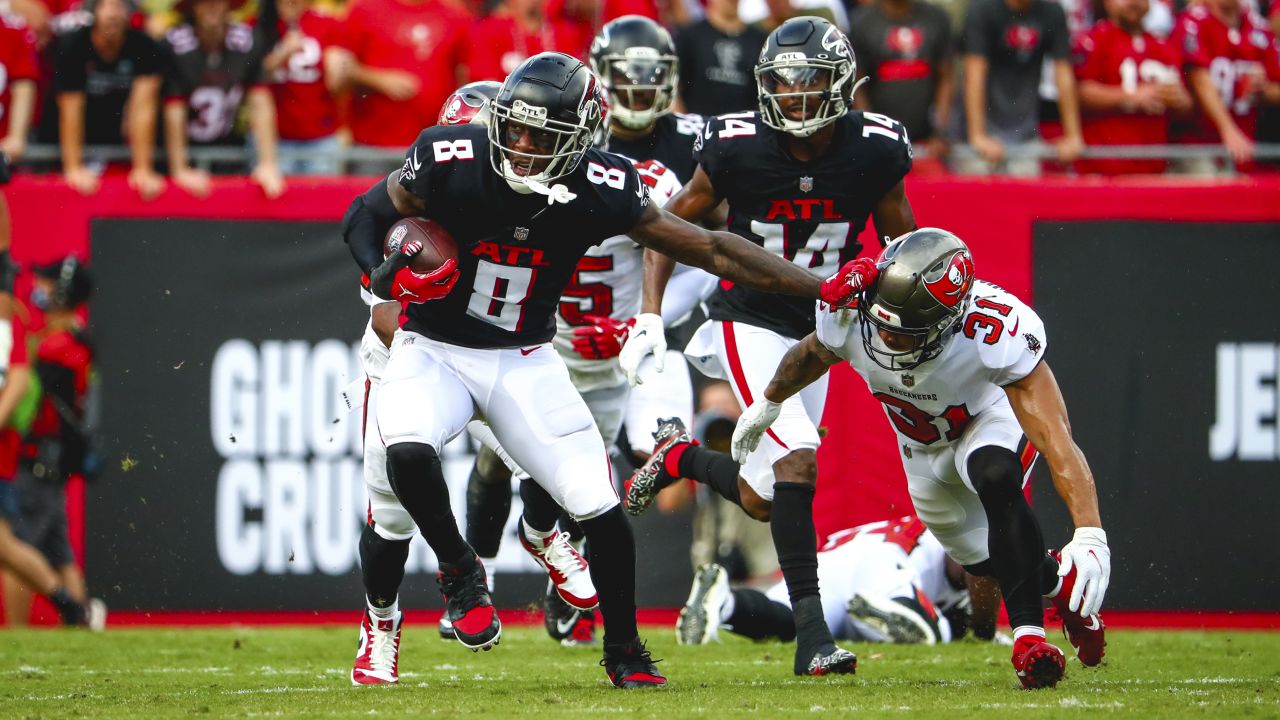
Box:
[726, 588, 796, 641]
[519, 478, 561, 533]
[386, 442, 472, 566]
[969, 446, 1047, 630]
[558, 513, 585, 543]
[48, 587, 85, 625]
[466, 456, 512, 558]
[359, 523, 411, 608]
[770, 482, 833, 651]
[676, 445, 742, 506]
[578, 506, 638, 646]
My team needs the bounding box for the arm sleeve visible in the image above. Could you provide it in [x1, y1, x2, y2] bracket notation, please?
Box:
[342, 177, 403, 275]
[690, 115, 726, 191]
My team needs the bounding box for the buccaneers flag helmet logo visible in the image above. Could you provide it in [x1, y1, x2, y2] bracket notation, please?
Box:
[922, 250, 974, 308]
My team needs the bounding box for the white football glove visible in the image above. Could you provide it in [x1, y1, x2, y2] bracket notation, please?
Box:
[1058, 527, 1110, 618]
[731, 398, 783, 463]
[618, 313, 665, 386]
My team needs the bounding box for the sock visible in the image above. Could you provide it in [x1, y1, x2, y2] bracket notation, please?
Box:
[522, 516, 553, 544]
[558, 513, 585, 543]
[465, 459, 512, 559]
[359, 523, 411, 610]
[386, 442, 472, 566]
[675, 444, 742, 506]
[1013, 625, 1047, 641]
[770, 481, 833, 654]
[578, 506, 638, 646]
[519, 478, 561, 533]
[969, 446, 1048, 631]
[367, 597, 399, 620]
[725, 588, 796, 641]
[48, 587, 85, 625]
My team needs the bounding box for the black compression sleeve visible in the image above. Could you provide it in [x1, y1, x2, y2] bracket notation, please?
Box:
[341, 176, 402, 275]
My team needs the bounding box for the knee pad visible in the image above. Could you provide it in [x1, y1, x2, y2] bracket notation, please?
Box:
[385, 442, 439, 492]
[966, 446, 1023, 499]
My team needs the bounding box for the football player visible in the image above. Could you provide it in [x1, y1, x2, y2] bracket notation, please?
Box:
[733, 228, 1110, 689]
[678, 516, 983, 646]
[619, 16, 916, 677]
[340, 52, 856, 689]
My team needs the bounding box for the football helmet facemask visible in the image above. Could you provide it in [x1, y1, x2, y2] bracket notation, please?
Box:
[859, 228, 976, 371]
[589, 15, 678, 131]
[438, 80, 502, 127]
[756, 17, 861, 138]
[489, 52, 607, 193]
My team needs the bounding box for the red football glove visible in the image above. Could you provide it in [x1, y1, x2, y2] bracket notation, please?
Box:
[369, 240, 460, 304]
[571, 315, 635, 360]
[819, 257, 879, 308]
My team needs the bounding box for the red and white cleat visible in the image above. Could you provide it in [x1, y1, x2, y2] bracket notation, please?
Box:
[1011, 634, 1066, 689]
[351, 609, 402, 685]
[1048, 550, 1107, 667]
[520, 530, 598, 611]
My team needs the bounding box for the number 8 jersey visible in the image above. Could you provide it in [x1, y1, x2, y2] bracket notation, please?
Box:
[815, 281, 1047, 448]
[695, 110, 913, 340]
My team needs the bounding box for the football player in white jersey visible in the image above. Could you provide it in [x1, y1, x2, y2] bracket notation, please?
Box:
[676, 516, 985, 646]
[733, 228, 1110, 690]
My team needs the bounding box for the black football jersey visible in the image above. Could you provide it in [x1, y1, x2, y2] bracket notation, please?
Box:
[604, 112, 704, 183]
[396, 124, 651, 349]
[694, 110, 912, 339]
[162, 22, 265, 146]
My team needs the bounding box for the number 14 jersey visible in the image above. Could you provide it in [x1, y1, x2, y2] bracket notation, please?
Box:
[695, 110, 913, 340]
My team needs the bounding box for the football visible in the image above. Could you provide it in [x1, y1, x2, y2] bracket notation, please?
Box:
[384, 217, 458, 274]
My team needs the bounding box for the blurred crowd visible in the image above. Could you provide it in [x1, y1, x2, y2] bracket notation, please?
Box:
[0, 0, 1277, 198]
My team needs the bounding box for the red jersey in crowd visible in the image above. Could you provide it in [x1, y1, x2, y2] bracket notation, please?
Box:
[1076, 20, 1182, 174]
[266, 10, 342, 141]
[0, 11, 38, 139]
[468, 15, 575, 83]
[0, 311, 29, 481]
[543, 0, 659, 60]
[1171, 6, 1280, 143]
[336, 0, 472, 148]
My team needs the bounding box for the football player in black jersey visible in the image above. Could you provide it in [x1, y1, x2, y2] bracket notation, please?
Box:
[618, 16, 918, 677]
[341, 52, 860, 689]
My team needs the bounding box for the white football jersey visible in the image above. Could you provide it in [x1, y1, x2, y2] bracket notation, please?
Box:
[816, 281, 1048, 448]
[553, 158, 683, 391]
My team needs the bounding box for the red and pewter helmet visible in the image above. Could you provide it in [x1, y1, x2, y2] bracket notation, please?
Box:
[438, 80, 502, 127]
[859, 228, 975, 370]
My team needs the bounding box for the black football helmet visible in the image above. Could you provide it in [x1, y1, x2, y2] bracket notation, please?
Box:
[489, 52, 607, 191]
[589, 15, 678, 131]
[438, 80, 502, 127]
[756, 16, 860, 137]
[859, 228, 975, 370]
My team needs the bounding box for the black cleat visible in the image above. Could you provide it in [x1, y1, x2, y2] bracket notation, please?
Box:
[437, 558, 501, 651]
[543, 580, 596, 646]
[623, 418, 691, 516]
[847, 593, 942, 644]
[602, 638, 667, 689]
[796, 645, 858, 676]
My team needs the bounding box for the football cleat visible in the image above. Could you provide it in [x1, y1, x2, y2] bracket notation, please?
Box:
[846, 591, 942, 644]
[87, 598, 108, 632]
[1047, 550, 1107, 666]
[437, 559, 502, 651]
[564, 610, 597, 647]
[796, 645, 858, 677]
[351, 609, 402, 685]
[677, 563, 730, 645]
[602, 638, 667, 689]
[520, 529, 598, 611]
[623, 418, 691, 516]
[438, 612, 456, 641]
[543, 580, 598, 646]
[1011, 634, 1066, 689]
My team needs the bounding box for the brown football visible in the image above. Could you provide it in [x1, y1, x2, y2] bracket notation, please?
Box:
[383, 217, 458, 274]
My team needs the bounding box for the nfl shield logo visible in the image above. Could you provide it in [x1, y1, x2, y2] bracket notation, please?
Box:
[901, 373, 915, 388]
[799, 176, 814, 192]
[513, 226, 530, 242]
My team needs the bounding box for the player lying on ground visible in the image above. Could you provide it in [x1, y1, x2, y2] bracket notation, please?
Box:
[732, 227, 1110, 689]
[340, 52, 859, 689]
[677, 516, 994, 646]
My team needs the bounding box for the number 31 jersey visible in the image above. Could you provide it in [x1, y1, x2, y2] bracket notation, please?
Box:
[696, 110, 913, 340]
[815, 281, 1047, 448]
[396, 123, 649, 349]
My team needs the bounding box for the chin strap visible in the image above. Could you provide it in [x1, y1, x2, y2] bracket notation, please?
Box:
[524, 177, 578, 206]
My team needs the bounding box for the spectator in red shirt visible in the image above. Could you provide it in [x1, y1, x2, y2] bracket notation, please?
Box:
[330, 0, 471, 172]
[1075, 0, 1191, 174]
[1171, 0, 1280, 170]
[259, 0, 346, 175]
[544, 0, 660, 60]
[469, 0, 574, 83]
[0, 10, 38, 164]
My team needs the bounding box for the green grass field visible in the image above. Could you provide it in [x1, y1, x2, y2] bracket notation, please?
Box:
[2, 626, 1277, 719]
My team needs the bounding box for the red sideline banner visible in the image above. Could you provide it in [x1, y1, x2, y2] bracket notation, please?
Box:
[4, 175, 1279, 622]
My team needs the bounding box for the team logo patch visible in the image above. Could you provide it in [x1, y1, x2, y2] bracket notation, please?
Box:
[922, 251, 975, 308]
[799, 176, 814, 192]
[901, 373, 915, 388]
[1005, 24, 1041, 54]
[387, 224, 408, 252]
[513, 226, 530, 242]
[1024, 333, 1042, 355]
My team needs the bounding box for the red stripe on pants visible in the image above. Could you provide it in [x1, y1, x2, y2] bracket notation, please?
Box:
[722, 321, 789, 450]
